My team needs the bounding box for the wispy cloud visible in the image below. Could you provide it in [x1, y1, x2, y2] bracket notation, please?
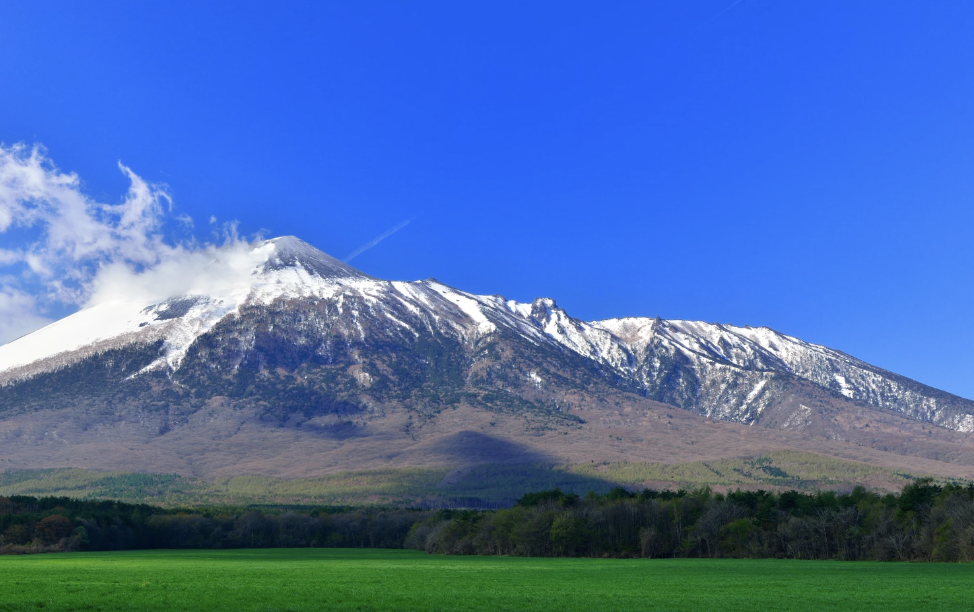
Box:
[0, 143, 247, 344]
[0, 144, 412, 345]
[344, 217, 415, 263]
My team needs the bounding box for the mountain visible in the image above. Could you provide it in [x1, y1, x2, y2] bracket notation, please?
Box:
[1, 236, 973, 500]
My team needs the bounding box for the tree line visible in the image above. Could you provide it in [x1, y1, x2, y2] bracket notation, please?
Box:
[0, 496, 429, 554]
[4, 479, 974, 561]
[408, 481, 974, 561]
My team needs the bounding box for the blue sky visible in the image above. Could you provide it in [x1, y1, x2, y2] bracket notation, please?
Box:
[2, 2, 974, 397]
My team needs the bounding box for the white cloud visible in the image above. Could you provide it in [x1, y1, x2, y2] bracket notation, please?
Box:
[0, 248, 21, 266]
[85, 240, 263, 307]
[0, 287, 54, 344]
[0, 143, 245, 344]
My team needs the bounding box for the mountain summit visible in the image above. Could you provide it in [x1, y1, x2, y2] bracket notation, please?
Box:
[1, 236, 973, 485]
[261, 236, 372, 280]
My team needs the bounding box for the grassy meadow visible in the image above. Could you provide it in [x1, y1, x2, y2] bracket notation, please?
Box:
[0, 451, 922, 507]
[0, 548, 971, 612]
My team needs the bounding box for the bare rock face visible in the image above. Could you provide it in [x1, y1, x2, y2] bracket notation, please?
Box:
[1, 236, 973, 482]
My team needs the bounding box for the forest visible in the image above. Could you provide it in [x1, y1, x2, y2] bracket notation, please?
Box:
[0, 497, 426, 554]
[4, 479, 974, 561]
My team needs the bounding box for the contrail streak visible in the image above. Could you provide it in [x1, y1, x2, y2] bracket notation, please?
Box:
[687, 0, 747, 37]
[344, 217, 415, 262]
[709, 0, 745, 23]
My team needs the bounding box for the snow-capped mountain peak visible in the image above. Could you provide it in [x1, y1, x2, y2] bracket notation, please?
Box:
[262, 236, 372, 280]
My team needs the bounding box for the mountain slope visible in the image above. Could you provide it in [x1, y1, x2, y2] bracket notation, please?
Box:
[1, 236, 973, 490]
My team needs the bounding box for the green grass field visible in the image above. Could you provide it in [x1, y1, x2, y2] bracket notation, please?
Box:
[0, 549, 971, 611]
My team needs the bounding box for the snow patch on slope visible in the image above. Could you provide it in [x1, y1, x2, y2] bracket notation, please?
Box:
[424, 281, 497, 336]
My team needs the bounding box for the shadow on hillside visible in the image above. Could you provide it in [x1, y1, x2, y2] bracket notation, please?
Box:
[423, 462, 625, 509]
[424, 430, 551, 464]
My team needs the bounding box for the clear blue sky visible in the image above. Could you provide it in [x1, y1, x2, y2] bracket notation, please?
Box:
[2, 2, 974, 398]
